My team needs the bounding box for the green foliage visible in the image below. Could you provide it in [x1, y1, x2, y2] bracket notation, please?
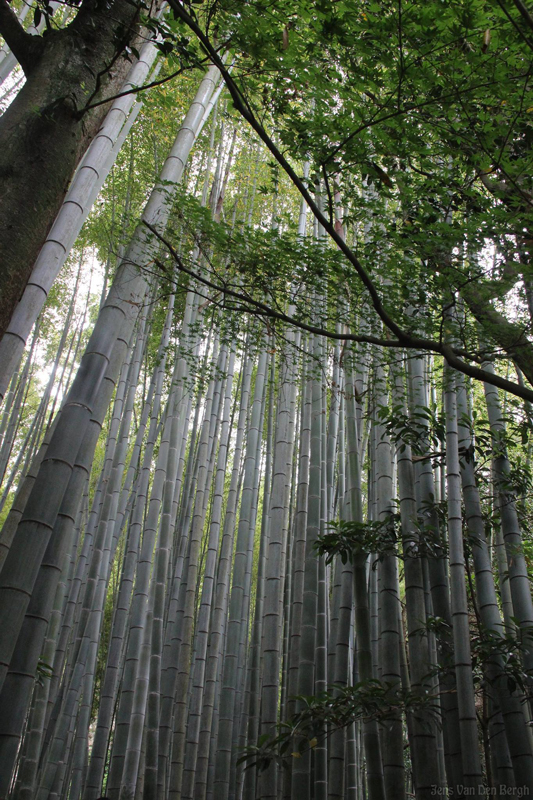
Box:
[377, 403, 445, 458]
[238, 679, 439, 773]
[161, 0, 533, 375]
[36, 658, 53, 687]
[314, 516, 400, 564]
[470, 624, 533, 695]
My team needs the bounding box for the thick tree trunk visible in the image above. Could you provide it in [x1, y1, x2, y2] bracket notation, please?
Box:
[0, 0, 142, 337]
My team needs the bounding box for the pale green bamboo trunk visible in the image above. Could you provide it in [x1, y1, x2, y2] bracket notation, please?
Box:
[444, 364, 484, 795]
[456, 372, 533, 789]
[258, 326, 299, 800]
[392, 353, 442, 798]
[194, 353, 253, 800]
[214, 343, 268, 800]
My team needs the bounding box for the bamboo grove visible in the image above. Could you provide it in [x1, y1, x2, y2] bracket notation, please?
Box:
[1, 1, 533, 799]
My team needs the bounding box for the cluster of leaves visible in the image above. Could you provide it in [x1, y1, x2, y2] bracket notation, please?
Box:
[238, 679, 439, 774]
[459, 406, 533, 542]
[36, 658, 53, 688]
[33, 1, 56, 29]
[377, 403, 445, 459]
[162, 189, 360, 332]
[413, 496, 449, 560]
[470, 624, 533, 697]
[314, 516, 400, 564]
[316, 499, 451, 566]
[143, 9, 204, 64]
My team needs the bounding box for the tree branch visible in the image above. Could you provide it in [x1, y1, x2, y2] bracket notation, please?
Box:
[78, 62, 198, 115]
[0, 0, 43, 74]
[144, 222, 533, 404]
[496, 0, 533, 53]
[460, 281, 533, 386]
[512, 0, 533, 33]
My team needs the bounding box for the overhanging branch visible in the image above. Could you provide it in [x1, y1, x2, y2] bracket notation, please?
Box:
[144, 222, 533, 403]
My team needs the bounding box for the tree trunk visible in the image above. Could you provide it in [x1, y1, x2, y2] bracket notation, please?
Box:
[0, 33, 158, 401]
[0, 0, 143, 337]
